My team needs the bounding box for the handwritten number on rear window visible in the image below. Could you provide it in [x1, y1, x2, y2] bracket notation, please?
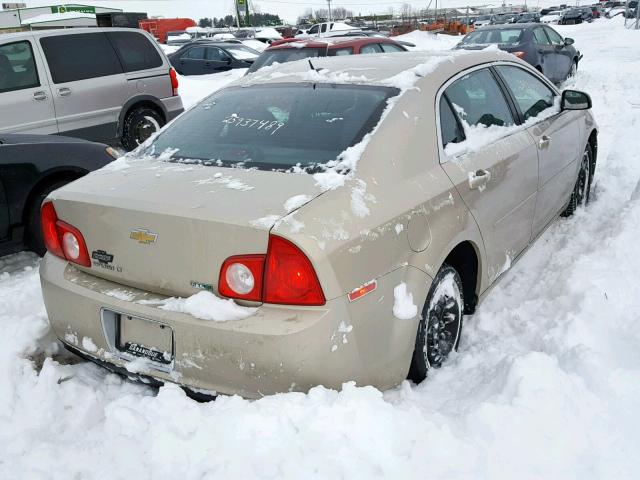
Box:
[222, 115, 284, 135]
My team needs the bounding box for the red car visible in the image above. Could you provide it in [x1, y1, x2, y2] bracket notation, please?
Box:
[246, 36, 408, 74]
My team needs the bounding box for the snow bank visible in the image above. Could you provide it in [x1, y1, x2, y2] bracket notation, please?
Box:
[158, 291, 256, 322]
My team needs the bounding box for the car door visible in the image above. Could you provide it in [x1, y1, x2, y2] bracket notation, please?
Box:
[438, 67, 539, 282]
[175, 45, 206, 75]
[543, 27, 574, 79]
[495, 64, 581, 237]
[204, 47, 232, 73]
[39, 32, 128, 142]
[531, 26, 560, 82]
[0, 38, 57, 135]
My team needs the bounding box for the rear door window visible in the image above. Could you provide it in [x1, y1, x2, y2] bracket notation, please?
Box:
[380, 43, 405, 53]
[330, 47, 354, 56]
[183, 46, 206, 60]
[0, 41, 40, 93]
[533, 28, 551, 45]
[444, 68, 515, 128]
[106, 31, 162, 72]
[205, 47, 229, 61]
[496, 65, 556, 121]
[40, 33, 122, 83]
[146, 83, 399, 171]
[360, 44, 382, 54]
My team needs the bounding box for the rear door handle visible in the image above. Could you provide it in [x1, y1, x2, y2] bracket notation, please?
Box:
[538, 135, 551, 149]
[33, 91, 48, 101]
[58, 87, 72, 97]
[468, 169, 491, 190]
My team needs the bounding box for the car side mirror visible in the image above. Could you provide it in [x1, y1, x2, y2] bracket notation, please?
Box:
[561, 90, 592, 111]
[564, 37, 574, 46]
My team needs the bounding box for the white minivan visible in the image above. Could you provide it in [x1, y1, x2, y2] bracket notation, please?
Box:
[0, 28, 184, 150]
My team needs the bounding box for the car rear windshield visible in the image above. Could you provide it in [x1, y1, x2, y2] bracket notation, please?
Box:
[145, 83, 398, 171]
[461, 28, 524, 45]
[247, 47, 325, 73]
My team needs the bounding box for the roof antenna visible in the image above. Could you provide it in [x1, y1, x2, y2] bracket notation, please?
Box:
[308, 59, 316, 71]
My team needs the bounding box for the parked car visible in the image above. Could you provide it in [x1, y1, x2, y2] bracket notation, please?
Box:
[165, 31, 193, 46]
[493, 13, 519, 24]
[541, 10, 565, 23]
[247, 36, 408, 74]
[473, 14, 496, 28]
[516, 12, 541, 23]
[168, 41, 260, 75]
[39, 50, 597, 398]
[559, 7, 593, 23]
[295, 22, 359, 38]
[456, 24, 581, 83]
[0, 134, 117, 256]
[0, 28, 184, 151]
[540, 7, 560, 15]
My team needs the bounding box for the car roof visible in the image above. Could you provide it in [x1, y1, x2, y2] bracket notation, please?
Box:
[268, 36, 398, 50]
[0, 27, 151, 41]
[239, 49, 519, 88]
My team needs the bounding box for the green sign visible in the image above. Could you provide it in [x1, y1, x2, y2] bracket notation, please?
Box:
[51, 5, 96, 14]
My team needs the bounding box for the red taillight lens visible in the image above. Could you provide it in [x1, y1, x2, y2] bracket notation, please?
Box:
[218, 235, 325, 306]
[40, 202, 91, 267]
[512, 51, 526, 59]
[218, 254, 265, 302]
[263, 235, 325, 306]
[41, 201, 63, 258]
[169, 67, 179, 96]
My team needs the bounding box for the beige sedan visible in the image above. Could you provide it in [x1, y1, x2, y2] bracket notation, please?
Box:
[39, 50, 597, 398]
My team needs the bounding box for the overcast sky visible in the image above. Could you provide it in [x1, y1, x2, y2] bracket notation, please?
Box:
[18, 0, 563, 24]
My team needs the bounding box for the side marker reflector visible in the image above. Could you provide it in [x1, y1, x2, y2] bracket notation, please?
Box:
[347, 280, 377, 302]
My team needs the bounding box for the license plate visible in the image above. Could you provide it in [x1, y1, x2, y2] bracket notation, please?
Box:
[116, 314, 173, 365]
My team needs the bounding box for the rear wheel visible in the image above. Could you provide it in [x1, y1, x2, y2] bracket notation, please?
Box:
[121, 106, 164, 151]
[26, 180, 71, 256]
[408, 265, 464, 383]
[562, 143, 593, 217]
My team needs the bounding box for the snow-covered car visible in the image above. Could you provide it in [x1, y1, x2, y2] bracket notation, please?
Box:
[39, 51, 598, 398]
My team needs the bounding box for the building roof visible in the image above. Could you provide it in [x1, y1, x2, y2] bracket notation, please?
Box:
[21, 11, 95, 25]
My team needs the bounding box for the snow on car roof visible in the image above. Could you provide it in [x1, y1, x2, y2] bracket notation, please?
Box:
[239, 49, 518, 89]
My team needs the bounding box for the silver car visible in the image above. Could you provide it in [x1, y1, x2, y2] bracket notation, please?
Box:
[0, 28, 184, 150]
[39, 51, 597, 398]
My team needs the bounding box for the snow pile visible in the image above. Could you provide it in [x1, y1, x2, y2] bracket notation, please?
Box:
[158, 291, 256, 322]
[178, 69, 247, 110]
[0, 18, 639, 478]
[393, 283, 418, 320]
[394, 30, 460, 51]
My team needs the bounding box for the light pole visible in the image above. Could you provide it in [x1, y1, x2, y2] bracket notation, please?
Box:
[327, 0, 332, 21]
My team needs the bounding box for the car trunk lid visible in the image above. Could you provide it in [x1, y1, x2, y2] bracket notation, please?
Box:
[50, 159, 323, 299]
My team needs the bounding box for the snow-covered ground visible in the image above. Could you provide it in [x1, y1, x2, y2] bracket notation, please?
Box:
[2, 18, 639, 478]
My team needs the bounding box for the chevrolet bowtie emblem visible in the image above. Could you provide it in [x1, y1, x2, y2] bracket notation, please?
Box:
[129, 228, 158, 245]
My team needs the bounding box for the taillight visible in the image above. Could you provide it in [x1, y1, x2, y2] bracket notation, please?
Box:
[40, 202, 91, 267]
[263, 235, 325, 306]
[169, 67, 179, 96]
[218, 254, 265, 302]
[218, 235, 325, 306]
[512, 51, 526, 59]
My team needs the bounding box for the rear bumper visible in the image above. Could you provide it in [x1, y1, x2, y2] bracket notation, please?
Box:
[40, 254, 420, 398]
[161, 95, 184, 122]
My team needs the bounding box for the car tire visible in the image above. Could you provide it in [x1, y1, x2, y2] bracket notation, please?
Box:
[562, 143, 593, 217]
[408, 264, 464, 384]
[121, 106, 164, 152]
[25, 180, 71, 256]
